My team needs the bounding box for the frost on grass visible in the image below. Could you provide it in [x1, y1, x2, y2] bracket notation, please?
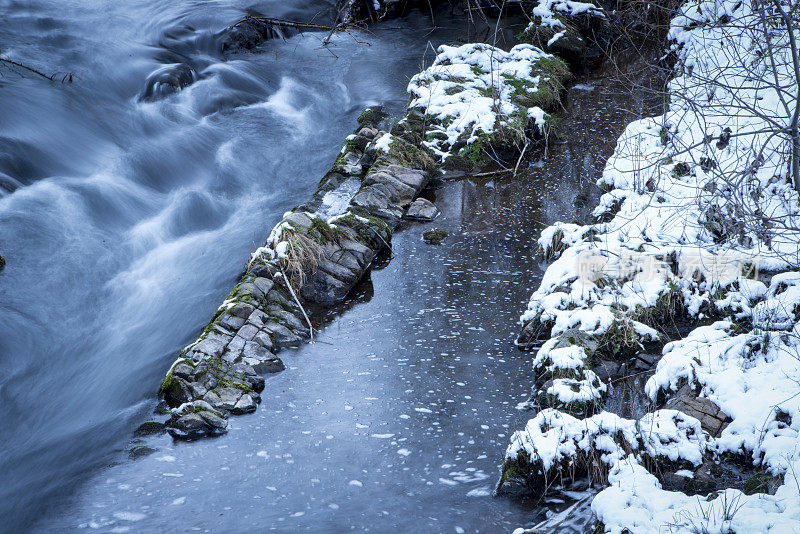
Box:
[405, 43, 568, 168]
[506, 0, 800, 531]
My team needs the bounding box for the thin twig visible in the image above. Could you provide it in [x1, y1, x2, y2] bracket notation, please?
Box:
[278, 267, 315, 342]
[0, 57, 74, 82]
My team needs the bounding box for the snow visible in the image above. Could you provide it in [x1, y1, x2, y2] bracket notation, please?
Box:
[407, 43, 558, 161]
[508, 0, 800, 531]
[524, 0, 604, 46]
[531, 0, 604, 30]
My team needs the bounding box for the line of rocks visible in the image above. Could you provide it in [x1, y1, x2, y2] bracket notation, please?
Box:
[156, 109, 435, 439]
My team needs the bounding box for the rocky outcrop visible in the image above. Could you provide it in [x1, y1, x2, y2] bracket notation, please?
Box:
[157, 108, 434, 439]
[665, 384, 731, 437]
[405, 198, 439, 221]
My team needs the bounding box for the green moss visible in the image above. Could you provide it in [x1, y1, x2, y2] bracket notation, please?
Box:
[431, 74, 471, 85]
[386, 137, 437, 172]
[334, 210, 392, 248]
[503, 74, 547, 108]
[357, 106, 387, 126]
[457, 133, 493, 166]
[742, 467, 783, 495]
[423, 228, 448, 244]
[594, 320, 654, 362]
[519, 15, 586, 57]
[309, 216, 347, 244]
[159, 371, 176, 396]
[218, 376, 253, 392]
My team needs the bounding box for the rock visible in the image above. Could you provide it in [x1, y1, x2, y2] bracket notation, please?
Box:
[220, 17, 290, 54]
[591, 359, 622, 381]
[242, 339, 272, 360]
[385, 165, 427, 190]
[214, 387, 244, 411]
[133, 421, 166, 437]
[262, 321, 305, 346]
[197, 410, 228, 432]
[192, 337, 227, 358]
[358, 126, 378, 139]
[365, 172, 417, 204]
[217, 313, 246, 331]
[232, 393, 258, 415]
[268, 309, 309, 334]
[521, 16, 586, 60]
[188, 381, 208, 398]
[405, 198, 439, 221]
[422, 228, 448, 244]
[129, 445, 157, 460]
[244, 355, 285, 374]
[283, 211, 313, 230]
[323, 242, 363, 272]
[154, 400, 171, 415]
[337, 163, 362, 175]
[236, 324, 259, 341]
[252, 331, 275, 351]
[244, 374, 265, 393]
[191, 400, 223, 417]
[230, 302, 255, 319]
[252, 277, 274, 298]
[300, 269, 351, 304]
[202, 390, 223, 410]
[632, 353, 658, 372]
[352, 186, 390, 211]
[225, 335, 246, 355]
[316, 256, 359, 285]
[168, 413, 210, 440]
[516, 314, 555, 348]
[249, 262, 279, 278]
[666, 385, 731, 437]
[357, 106, 388, 126]
[172, 362, 194, 379]
[247, 309, 270, 328]
[554, 328, 599, 354]
[162, 377, 193, 407]
[140, 63, 197, 101]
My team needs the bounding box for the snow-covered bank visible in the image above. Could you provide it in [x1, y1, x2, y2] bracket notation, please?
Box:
[505, 0, 800, 532]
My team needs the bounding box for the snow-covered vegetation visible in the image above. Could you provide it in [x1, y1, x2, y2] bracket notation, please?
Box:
[406, 42, 569, 167]
[507, 0, 800, 531]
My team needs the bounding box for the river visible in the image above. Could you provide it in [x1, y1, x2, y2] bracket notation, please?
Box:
[0, 1, 661, 531]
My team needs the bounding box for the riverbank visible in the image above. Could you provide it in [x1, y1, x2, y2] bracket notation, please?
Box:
[503, 1, 800, 532]
[36, 58, 661, 531]
[151, 7, 580, 439]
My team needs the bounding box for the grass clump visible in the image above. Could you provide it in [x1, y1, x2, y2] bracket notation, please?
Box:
[387, 137, 437, 172]
[357, 106, 387, 126]
[423, 228, 448, 244]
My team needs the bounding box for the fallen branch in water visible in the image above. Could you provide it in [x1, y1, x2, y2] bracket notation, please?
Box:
[229, 13, 371, 57]
[231, 15, 339, 32]
[0, 57, 75, 83]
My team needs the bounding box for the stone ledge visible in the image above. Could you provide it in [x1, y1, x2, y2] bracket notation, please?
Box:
[156, 108, 432, 439]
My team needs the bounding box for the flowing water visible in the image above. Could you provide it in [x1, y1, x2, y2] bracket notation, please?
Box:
[0, 1, 662, 530]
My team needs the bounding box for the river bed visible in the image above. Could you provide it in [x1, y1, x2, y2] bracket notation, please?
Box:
[0, 1, 661, 530]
